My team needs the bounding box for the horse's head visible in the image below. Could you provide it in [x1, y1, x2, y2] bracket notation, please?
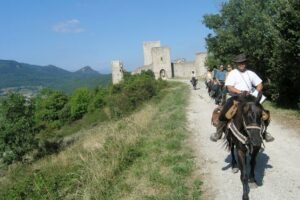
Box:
[238, 93, 264, 147]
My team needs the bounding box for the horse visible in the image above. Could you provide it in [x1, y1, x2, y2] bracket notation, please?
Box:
[224, 93, 265, 200]
[190, 77, 198, 90]
[209, 81, 226, 106]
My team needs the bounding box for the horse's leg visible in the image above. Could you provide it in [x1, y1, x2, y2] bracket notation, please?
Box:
[249, 147, 260, 184]
[231, 145, 239, 173]
[237, 148, 249, 200]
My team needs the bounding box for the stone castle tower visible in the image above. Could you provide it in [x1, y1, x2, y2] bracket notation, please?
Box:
[112, 41, 207, 83]
[151, 46, 172, 79]
[111, 60, 124, 84]
[143, 41, 161, 66]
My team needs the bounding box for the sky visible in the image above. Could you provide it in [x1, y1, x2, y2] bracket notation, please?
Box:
[0, 0, 222, 73]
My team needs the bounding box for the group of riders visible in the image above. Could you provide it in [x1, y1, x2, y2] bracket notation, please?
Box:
[192, 53, 275, 143]
[191, 53, 274, 199]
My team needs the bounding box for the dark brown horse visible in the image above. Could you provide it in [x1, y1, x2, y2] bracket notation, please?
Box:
[190, 77, 198, 90]
[225, 93, 265, 200]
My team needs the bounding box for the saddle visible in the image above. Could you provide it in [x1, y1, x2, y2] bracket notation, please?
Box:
[211, 101, 271, 127]
[211, 100, 239, 127]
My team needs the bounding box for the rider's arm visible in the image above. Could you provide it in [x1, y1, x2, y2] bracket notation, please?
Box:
[256, 83, 263, 92]
[227, 85, 242, 94]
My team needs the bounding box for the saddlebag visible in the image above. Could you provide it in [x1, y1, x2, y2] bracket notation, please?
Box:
[225, 100, 239, 120]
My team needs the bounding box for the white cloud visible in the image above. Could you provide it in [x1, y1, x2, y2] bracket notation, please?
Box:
[53, 19, 85, 33]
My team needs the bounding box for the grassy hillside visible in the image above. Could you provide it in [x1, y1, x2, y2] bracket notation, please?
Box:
[0, 60, 111, 93]
[0, 82, 202, 199]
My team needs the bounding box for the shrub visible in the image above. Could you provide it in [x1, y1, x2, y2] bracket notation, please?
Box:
[70, 88, 92, 120]
[34, 89, 69, 130]
[88, 86, 108, 112]
[108, 70, 158, 118]
[0, 93, 36, 164]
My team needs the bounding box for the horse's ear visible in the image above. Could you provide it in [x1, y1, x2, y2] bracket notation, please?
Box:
[256, 92, 262, 104]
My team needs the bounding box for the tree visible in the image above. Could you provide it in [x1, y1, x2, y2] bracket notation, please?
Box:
[0, 93, 36, 164]
[203, 0, 300, 108]
[35, 89, 70, 130]
[70, 88, 92, 120]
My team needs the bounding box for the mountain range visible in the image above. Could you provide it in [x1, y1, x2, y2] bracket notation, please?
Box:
[0, 59, 111, 93]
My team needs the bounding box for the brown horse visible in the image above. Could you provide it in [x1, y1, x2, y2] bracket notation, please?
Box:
[225, 93, 265, 200]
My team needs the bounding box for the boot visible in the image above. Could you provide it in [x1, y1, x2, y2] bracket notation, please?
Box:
[263, 131, 274, 142]
[210, 121, 227, 142]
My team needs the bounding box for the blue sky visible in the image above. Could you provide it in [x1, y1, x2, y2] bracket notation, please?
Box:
[0, 0, 222, 73]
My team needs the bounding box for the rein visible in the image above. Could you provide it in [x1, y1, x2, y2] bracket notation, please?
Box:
[228, 116, 265, 148]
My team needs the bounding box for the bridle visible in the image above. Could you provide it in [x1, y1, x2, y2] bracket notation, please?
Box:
[242, 115, 265, 152]
[228, 113, 265, 153]
[242, 115, 265, 139]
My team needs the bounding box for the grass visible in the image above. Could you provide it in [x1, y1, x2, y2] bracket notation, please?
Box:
[0, 82, 202, 199]
[263, 101, 300, 122]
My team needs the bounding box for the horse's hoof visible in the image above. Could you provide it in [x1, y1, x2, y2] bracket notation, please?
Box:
[249, 177, 256, 183]
[242, 195, 249, 200]
[232, 167, 239, 174]
[249, 178, 258, 188]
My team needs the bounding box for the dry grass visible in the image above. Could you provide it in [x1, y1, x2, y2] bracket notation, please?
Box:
[0, 83, 202, 200]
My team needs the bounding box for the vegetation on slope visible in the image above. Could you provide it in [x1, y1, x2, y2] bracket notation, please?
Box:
[0, 82, 202, 200]
[0, 70, 165, 164]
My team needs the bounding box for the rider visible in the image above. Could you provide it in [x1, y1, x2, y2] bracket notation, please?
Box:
[205, 69, 213, 91]
[191, 71, 196, 79]
[214, 65, 226, 86]
[210, 54, 274, 142]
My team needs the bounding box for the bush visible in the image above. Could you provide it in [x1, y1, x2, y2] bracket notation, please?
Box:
[88, 86, 108, 112]
[0, 93, 36, 164]
[34, 89, 70, 130]
[70, 88, 92, 120]
[108, 70, 159, 118]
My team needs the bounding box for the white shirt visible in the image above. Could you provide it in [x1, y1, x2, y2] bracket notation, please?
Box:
[225, 69, 262, 92]
[192, 73, 196, 78]
[206, 72, 212, 81]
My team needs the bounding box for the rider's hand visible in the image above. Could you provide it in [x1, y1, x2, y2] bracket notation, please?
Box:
[240, 91, 250, 97]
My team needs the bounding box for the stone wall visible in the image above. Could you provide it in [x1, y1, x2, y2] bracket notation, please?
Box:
[173, 61, 196, 78]
[111, 60, 124, 84]
[151, 47, 172, 79]
[111, 41, 208, 82]
[194, 52, 207, 78]
[132, 64, 152, 75]
[143, 41, 161, 66]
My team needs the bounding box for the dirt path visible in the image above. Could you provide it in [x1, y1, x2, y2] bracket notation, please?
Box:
[186, 81, 300, 200]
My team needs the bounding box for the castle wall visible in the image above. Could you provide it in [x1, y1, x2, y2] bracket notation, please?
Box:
[194, 52, 208, 78]
[112, 41, 208, 82]
[151, 47, 171, 79]
[143, 41, 161, 66]
[111, 60, 124, 84]
[173, 61, 196, 78]
[131, 64, 152, 75]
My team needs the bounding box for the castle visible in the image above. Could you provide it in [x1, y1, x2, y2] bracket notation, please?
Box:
[112, 41, 207, 84]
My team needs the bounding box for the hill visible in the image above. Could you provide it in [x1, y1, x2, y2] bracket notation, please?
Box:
[0, 82, 202, 199]
[0, 60, 111, 94]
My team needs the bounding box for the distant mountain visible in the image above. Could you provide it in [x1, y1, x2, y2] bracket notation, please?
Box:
[0, 59, 111, 93]
[75, 66, 99, 74]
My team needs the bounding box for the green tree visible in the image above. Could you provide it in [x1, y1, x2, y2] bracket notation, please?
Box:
[203, 0, 300, 108]
[35, 89, 70, 130]
[70, 88, 92, 120]
[0, 93, 36, 164]
[88, 86, 108, 112]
